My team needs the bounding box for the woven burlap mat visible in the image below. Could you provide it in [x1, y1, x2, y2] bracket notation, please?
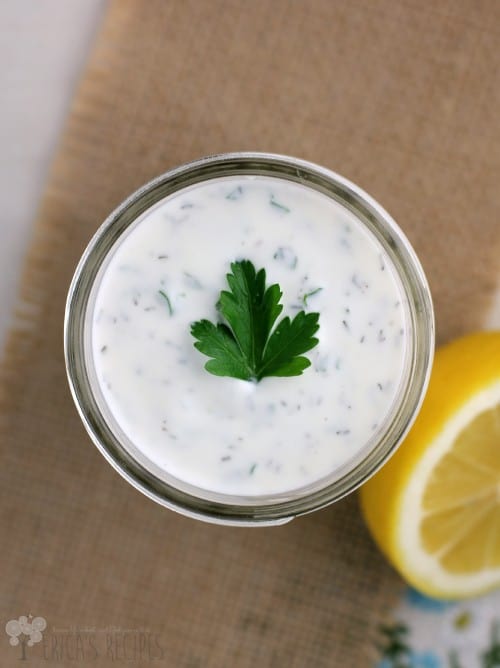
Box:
[1, 1, 499, 666]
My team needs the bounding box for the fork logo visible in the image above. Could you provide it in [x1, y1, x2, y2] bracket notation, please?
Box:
[5, 615, 46, 661]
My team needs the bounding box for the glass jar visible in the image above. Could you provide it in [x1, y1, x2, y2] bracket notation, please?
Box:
[64, 152, 434, 525]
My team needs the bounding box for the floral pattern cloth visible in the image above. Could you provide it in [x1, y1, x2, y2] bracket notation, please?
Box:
[376, 588, 500, 667]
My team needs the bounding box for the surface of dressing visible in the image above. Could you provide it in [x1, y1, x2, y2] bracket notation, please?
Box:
[91, 176, 408, 496]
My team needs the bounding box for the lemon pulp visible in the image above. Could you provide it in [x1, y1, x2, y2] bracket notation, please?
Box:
[421, 404, 500, 574]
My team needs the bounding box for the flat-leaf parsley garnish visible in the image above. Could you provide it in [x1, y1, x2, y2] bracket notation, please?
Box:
[191, 260, 320, 382]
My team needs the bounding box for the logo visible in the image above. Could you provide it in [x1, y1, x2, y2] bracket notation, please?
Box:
[5, 615, 46, 661]
[4, 616, 164, 662]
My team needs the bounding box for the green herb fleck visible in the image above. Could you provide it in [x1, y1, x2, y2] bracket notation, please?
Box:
[249, 463, 257, 475]
[191, 259, 320, 382]
[226, 186, 243, 201]
[158, 290, 173, 316]
[273, 246, 297, 269]
[302, 287, 323, 306]
[184, 272, 203, 289]
[270, 195, 290, 213]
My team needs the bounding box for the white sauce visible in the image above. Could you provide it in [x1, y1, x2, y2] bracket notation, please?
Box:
[91, 176, 408, 496]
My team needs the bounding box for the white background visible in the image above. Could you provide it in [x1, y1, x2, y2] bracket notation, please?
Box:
[0, 0, 106, 351]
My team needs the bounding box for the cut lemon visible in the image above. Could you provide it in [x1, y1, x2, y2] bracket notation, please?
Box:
[360, 331, 500, 599]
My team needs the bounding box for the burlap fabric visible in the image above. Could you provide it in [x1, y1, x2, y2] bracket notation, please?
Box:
[1, 1, 499, 666]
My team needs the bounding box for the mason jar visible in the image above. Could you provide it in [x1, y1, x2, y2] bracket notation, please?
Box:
[64, 152, 434, 526]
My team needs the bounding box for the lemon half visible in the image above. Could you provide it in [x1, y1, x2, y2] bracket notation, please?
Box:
[360, 331, 500, 599]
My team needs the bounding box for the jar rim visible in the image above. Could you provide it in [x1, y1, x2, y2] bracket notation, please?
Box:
[64, 152, 435, 525]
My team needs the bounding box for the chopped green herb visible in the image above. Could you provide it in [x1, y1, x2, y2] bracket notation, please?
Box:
[184, 272, 203, 289]
[158, 290, 173, 316]
[302, 287, 323, 306]
[273, 246, 297, 269]
[226, 186, 243, 200]
[191, 259, 320, 382]
[249, 463, 257, 475]
[351, 273, 368, 292]
[270, 194, 290, 213]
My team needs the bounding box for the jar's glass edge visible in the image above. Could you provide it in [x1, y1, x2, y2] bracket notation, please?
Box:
[64, 152, 435, 525]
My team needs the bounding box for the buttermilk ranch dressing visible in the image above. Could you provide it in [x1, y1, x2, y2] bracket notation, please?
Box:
[91, 176, 408, 496]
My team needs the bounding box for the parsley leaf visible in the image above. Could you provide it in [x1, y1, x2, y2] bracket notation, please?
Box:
[259, 310, 320, 377]
[191, 260, 320, 381]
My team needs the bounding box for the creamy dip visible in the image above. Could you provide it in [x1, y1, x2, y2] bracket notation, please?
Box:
[90, 176, 408, 497]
